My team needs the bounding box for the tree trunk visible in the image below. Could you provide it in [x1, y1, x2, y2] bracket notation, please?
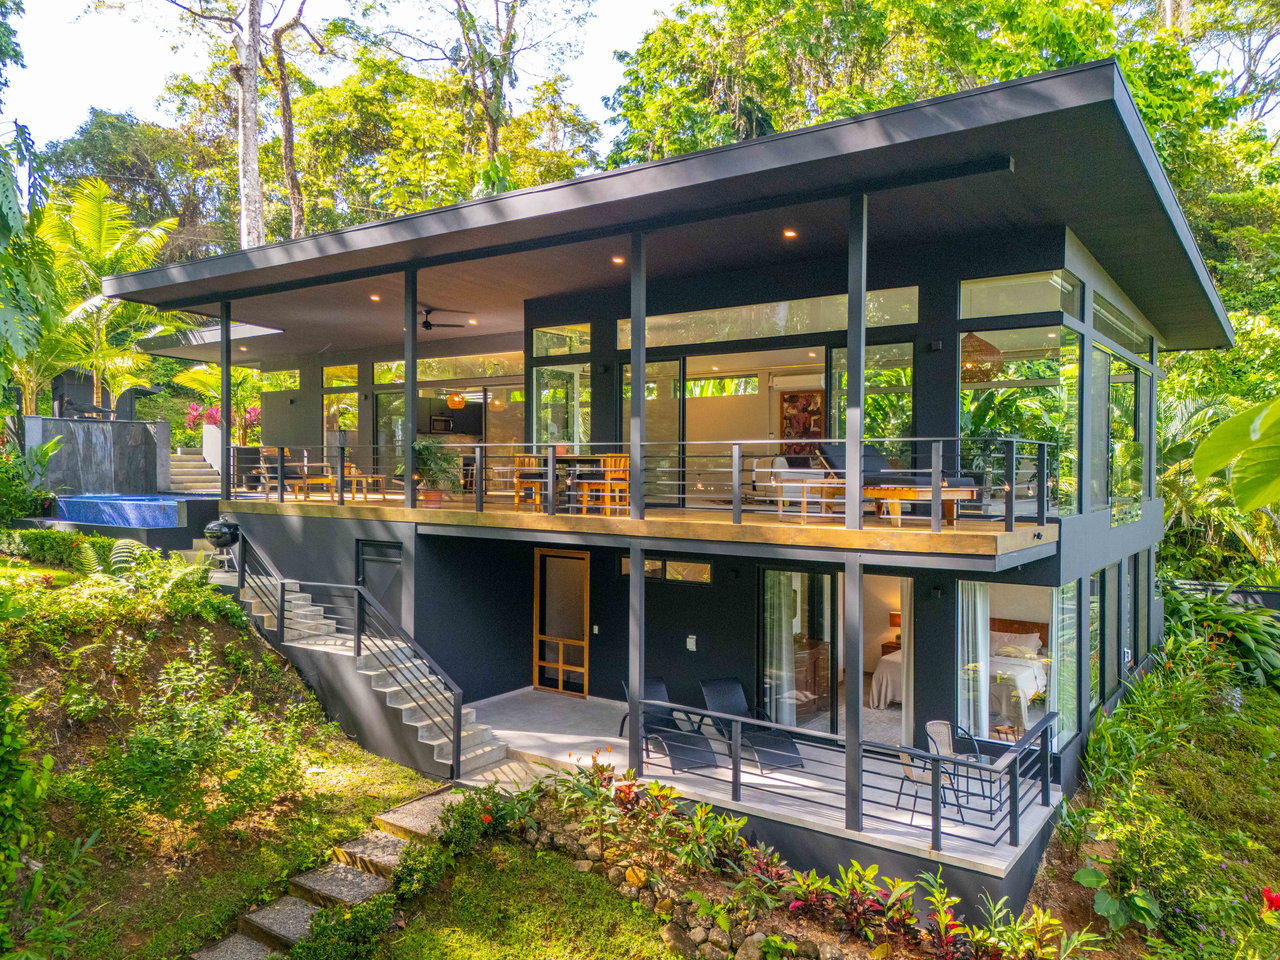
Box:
[233, 0, 266, 249]
[273, 5, 308, 240]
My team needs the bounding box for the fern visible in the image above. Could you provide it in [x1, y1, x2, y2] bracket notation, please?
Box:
[108, 539, 144, 576]
[71, 541, 102, 577]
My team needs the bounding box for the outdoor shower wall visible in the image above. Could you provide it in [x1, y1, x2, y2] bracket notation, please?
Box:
[25, 417, 170, 496]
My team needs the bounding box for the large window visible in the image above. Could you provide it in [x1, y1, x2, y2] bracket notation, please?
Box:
[1089, 346, 1144, 524]
[831, 341, 914, 439]
[533, 363, 591, 448]
[958, 581, 1073, 742]
[960, 270, 1082, 320]
[532, 324, 592, 357]
[1093, 294, 1152, 358]
[960, 326, 1080, 515]
[373, 352, 524, 384]
[323, 364, 358, 388]
[762, 568, 837, 733]
[617, 289, 918, 350]
[1088, 571, 1102, 710]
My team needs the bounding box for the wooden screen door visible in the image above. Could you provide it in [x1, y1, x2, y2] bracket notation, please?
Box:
[534, 548, 589, 697]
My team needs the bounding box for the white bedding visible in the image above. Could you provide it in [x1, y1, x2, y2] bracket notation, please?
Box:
[869, 649, 1048, 725]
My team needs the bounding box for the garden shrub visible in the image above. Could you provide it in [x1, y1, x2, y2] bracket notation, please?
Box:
[61, 641, 302, 832]
[392, 839, 454, 906]
[0, 528, 115, 570]
[289, 894, 394, 960]
[1164, 584, 1280, 690]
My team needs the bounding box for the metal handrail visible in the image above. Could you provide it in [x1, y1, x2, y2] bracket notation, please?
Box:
[636, 698, 845, 745]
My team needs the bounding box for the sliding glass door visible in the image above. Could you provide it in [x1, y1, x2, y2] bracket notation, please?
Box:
[760, 568, 838, 732]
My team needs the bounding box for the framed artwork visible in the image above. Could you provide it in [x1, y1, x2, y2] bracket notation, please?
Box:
[780, 390, 825, 456]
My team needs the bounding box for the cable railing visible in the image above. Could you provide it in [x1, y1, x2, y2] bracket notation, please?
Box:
[235, 532, 465, 778]
[860, 712, 1057, 850]
[223, 437, 1060, 532]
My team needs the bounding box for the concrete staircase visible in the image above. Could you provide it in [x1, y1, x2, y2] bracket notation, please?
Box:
[168, 451, 221, 493]
[190, 793, 457, 959]
[243, 584, 506, 778]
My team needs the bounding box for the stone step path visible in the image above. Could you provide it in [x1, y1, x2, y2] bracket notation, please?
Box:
[190, 792, 456, 960]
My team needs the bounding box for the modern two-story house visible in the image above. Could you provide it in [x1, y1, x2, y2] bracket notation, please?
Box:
[104, 60, 1231, 907]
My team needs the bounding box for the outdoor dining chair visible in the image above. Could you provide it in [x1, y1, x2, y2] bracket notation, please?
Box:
[698, 677, 805, 774]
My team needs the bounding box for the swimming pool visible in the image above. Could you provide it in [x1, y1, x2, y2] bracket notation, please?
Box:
[56, 494, 218, 529]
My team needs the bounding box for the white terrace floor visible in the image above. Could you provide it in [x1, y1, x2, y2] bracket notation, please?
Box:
[463, 686, 1060, 878]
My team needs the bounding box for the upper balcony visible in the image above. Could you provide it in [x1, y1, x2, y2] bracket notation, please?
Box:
[221, 435, 1060, 563]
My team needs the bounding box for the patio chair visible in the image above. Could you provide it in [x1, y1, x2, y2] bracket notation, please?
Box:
[925, 720, 981, 758]
[619, 678, 718, 773]
[895, 741, 969, 826]
[699, 677, 805, 774]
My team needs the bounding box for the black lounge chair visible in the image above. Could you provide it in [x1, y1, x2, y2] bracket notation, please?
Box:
[620, 678, 719, 773]
[699, 677, 805, 774]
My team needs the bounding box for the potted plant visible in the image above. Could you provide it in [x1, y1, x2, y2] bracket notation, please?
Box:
[411, 438, 462, 508]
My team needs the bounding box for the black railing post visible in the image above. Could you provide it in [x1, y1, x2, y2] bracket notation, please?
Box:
[1004, 439, 1017, 532]
[353, 588, 364, 660]
[1040, 724, 1052, 806]
[276, 578, 287, 644]
[731, 443, 742, 525]
[1009, 752, 1021, 846]
[731, 719, 742, 802]
[474, 445, 485, 513]
[277, 446, 286, 504]
[337, 445, 346, 506]
[546, 445, 557, 516]
[931, 440, 943, 533]
[1036, 442, 1048, 525]
[452, 691, 464, 780]
[236, 535, 246, 592]
[930, 758, 943, 851]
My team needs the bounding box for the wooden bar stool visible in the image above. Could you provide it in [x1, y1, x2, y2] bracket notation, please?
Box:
[514, 454, 545, 512]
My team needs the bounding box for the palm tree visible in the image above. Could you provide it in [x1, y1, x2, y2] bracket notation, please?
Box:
[39, 179, 179, 407]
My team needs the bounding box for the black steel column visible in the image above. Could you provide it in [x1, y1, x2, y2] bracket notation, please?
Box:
[628, 544, 645, 775]
[629, 232, 646, 520]
[403, 270, 418, 508]
[845, 195, 867, 530]
[844, 557, 863, 830]
[219, 301, 232, 501]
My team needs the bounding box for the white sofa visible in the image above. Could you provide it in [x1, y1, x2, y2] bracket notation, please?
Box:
[748, 455, 826, 508]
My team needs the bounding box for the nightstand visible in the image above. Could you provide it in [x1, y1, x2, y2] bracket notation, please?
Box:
[880, 639, 901, 657]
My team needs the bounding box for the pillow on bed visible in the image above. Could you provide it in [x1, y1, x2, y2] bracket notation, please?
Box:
[990, 630, 1042, 658]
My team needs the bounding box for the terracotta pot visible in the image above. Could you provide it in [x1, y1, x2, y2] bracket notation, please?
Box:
[420, 488, 444, 508]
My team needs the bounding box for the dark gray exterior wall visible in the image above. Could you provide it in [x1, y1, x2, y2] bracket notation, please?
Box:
[27, 417, 166, 496]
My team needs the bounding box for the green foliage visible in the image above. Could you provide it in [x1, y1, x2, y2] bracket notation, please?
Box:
[410, 438, 463, 493]
[0, 674, 50, 888]
[393, 839, 455, 906]
[0, 527, 114, 570]
[289, 894, 393, 960]
[61, 639, 302, 832]
[1164, 585, 1280, 690]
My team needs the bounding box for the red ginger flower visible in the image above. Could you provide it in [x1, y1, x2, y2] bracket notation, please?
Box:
[1263, 887, 1280, 912]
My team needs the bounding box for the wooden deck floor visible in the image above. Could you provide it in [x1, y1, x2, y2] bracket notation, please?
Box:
[223, 495, 1057, 558]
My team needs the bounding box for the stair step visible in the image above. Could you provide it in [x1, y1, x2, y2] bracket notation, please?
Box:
[238, 897, 319, 952]
[400, 704, 476, 727]
[458, 740, 508, 776]
[373, 792, 460, 842]
[190, 932, 280, 960]
[422, 724, 493, 760]
[288, 862, 390, 908]
[334, 830, 408, 880]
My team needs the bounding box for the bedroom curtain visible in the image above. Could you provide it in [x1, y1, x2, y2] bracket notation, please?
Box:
[1049, 582, 1079, 746]
[899, 578, 915, 746]
[761, 571, 797, 726]
[957, 581, 991, 738]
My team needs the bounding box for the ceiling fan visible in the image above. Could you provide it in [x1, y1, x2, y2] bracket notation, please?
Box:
[419, 304, 469, 332]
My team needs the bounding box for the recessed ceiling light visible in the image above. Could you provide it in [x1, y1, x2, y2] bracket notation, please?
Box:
[238, 345, 248, 351]
[1047, 332, 1057, 338]
[611, 256, 625, 265]
[369, 294, 381, 301]
[782, 228, 798, 238]
[468, 318, 478, 325]
[711, 366, 719, 371]
[808, 352, 817, 358]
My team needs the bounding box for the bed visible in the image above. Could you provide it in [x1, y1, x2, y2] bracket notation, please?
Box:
[868, 618, 1050, 731]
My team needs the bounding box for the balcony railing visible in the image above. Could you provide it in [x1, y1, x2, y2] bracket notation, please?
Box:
[224, 437, 1058, 531]
[632, 698, 1057, 851]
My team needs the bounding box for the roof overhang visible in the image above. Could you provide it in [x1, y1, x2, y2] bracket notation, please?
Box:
[105, 59, 1232, 354]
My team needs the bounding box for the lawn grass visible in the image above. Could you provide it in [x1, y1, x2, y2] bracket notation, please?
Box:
[0, 560, 78, 588]
[71, 736, 435, 960]
[384, 842, 671, 960]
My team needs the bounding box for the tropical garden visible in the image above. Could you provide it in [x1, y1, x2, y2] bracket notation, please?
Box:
[0, 0, 1277, 957]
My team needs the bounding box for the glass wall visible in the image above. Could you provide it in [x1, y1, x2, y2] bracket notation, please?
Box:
[533, 363, 591, 448]
[1134, 550, 1151, 664]
[1093, 294, 1152, 357]
[373, 352, 524, 384]
[959, 270, 1082, 320]
[1088, 571, 1102, 709]
[622, 361, 680, 503]
[830, 341, 914, 439]
[532, 324, 592, 357]
[761, 568, 837, 733]
[958, 580, 1072, 741]
[1089, 346, 1144, 524]
[323, 364, 358, 388]
[960, 326, 1080, 515]
[617, 288, 918, 350]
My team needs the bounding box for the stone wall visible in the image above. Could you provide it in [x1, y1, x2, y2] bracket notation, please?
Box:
[25, 417, 166, 496]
